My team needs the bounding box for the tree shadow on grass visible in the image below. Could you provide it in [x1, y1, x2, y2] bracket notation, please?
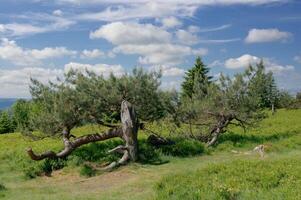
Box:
[218, 130, 300, 147]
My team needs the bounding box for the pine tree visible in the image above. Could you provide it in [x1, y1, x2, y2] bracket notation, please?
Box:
[181, 57, 212, 98]
[0, 111, 13, 134]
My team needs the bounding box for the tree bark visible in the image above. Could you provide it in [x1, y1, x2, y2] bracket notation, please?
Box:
[27, 100, 139, 170]
[206, 114, 234, 147]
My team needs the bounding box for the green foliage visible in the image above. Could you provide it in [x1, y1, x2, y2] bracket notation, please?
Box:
[0, 111, 15, 134]
[247, 61, 279, 109]
[296, 92, 301, 100]
[0, 183, 6, 191]
[159, 139, 205, 157]
[277, 90, 295, 108]
[156, 157, 301, 200]
[181, 56, 212, 98]
[23, 158, 66, 178]
[0, 110, 301, 199]
[29, 68, 171, 135]
[138, 141, 164, 164]
[178, 64, 267, 143]
[79, 164, 96, 177]
[12, 99, 32, 131]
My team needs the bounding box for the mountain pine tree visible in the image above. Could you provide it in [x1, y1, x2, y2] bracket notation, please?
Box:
[0, 111, 13, 134]
[181, 57, 212, 98]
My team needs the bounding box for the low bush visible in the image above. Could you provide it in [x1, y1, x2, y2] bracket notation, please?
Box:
[79, 164, 96, 177]
[0, 183, 6, 191]
[159, 139, 205, 157]
[23, 158, 66, 178]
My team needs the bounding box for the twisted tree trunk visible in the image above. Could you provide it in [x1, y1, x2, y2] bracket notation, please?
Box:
[206, 114, 234, 147]
[27, 100, 139, 170]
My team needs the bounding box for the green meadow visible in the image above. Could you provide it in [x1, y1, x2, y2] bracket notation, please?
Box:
[0, 109, 301, 200]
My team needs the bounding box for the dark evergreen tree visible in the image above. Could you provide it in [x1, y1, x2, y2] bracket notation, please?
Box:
[181, 57, 212, 98]
[0, 111, 14, 134]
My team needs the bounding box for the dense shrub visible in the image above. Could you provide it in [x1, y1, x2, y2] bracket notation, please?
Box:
[0, 183, 6, 191]
[159, 139, 205, 157]
[23, 158, 66, 178]
[79, 164, 96, 177]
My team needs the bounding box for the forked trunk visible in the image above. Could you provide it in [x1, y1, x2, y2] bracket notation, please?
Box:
[27, 100, 139, 170]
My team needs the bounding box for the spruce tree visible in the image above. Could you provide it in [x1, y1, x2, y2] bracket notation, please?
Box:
[0, 111, 13, 134]
[181, 57, 212, 98]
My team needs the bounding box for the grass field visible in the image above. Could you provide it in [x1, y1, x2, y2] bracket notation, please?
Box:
[0, 109, 301, 200]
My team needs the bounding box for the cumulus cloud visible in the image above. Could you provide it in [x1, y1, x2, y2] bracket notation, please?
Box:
[0, 62, 126, 97]
[0, 38, 77, 66]
[175, 29, 199, 45]
[91, 21, 207, 66]
[225, 54, 261, 69]
[53, 9, 63, 16]
[90, 21, 172, 45]
[161, 17, 182, 28]
[0, 67, 63, 98]
[245, 28, 292, 43]
[80, 49, 105, 59]
[114, 44, 207, 66]
[224, 54, 295, 74]
[64, 62, 125, 77]
[150, 65, 185, 77]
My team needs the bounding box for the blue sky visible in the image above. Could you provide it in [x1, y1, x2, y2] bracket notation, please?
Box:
[0, 0, 301, 98]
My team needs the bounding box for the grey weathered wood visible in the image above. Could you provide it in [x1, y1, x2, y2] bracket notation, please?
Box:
[27, 100, 139, 171]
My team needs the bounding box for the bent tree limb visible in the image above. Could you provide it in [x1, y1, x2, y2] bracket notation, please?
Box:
[27, 100, 139, 170]
[206, 113, 235, 147]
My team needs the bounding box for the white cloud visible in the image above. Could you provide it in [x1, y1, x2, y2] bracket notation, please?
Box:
[80, 49, 105, 59]
[91, 21, 207, 66]
[0, 23, 48, 37]
[150, 65, 185, 77]
[114, 44, 207, 66]
[0, 38, 77, 66]
[77, 2, 197, 21]
[53, 9, 63, 16]
[0, 62, 126, 97]
[161, 17, 182, 28]
[208, 60, 223, 68]
[175, 29, 199, 45]
[64, 62, 125, 77]
[224, 54, 295, 74]
[187, 25, 201, 33]
[55, 0, 287, 6]
[90, 21, 172, 45]
[245, 28, 292, 43]
[0, 67, 63, 98]
[225, 54, 260, 69]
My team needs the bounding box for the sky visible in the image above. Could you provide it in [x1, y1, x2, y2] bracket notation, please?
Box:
[0, 0, 301, 98]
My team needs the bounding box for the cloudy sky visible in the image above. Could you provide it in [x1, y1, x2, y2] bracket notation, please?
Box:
[0, 0, 301, 98]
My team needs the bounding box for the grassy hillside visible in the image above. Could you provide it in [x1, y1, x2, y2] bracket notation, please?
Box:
[0, 109, 301, 200]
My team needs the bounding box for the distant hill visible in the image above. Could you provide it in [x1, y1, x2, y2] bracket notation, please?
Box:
[0, 98, 17, 110]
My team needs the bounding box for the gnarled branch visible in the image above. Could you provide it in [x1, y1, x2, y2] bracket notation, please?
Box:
[27, 100, 139, 172]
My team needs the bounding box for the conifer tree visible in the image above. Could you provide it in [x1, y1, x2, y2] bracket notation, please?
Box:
[0, 111, 13, 134]
[181, 57, 212, 98]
